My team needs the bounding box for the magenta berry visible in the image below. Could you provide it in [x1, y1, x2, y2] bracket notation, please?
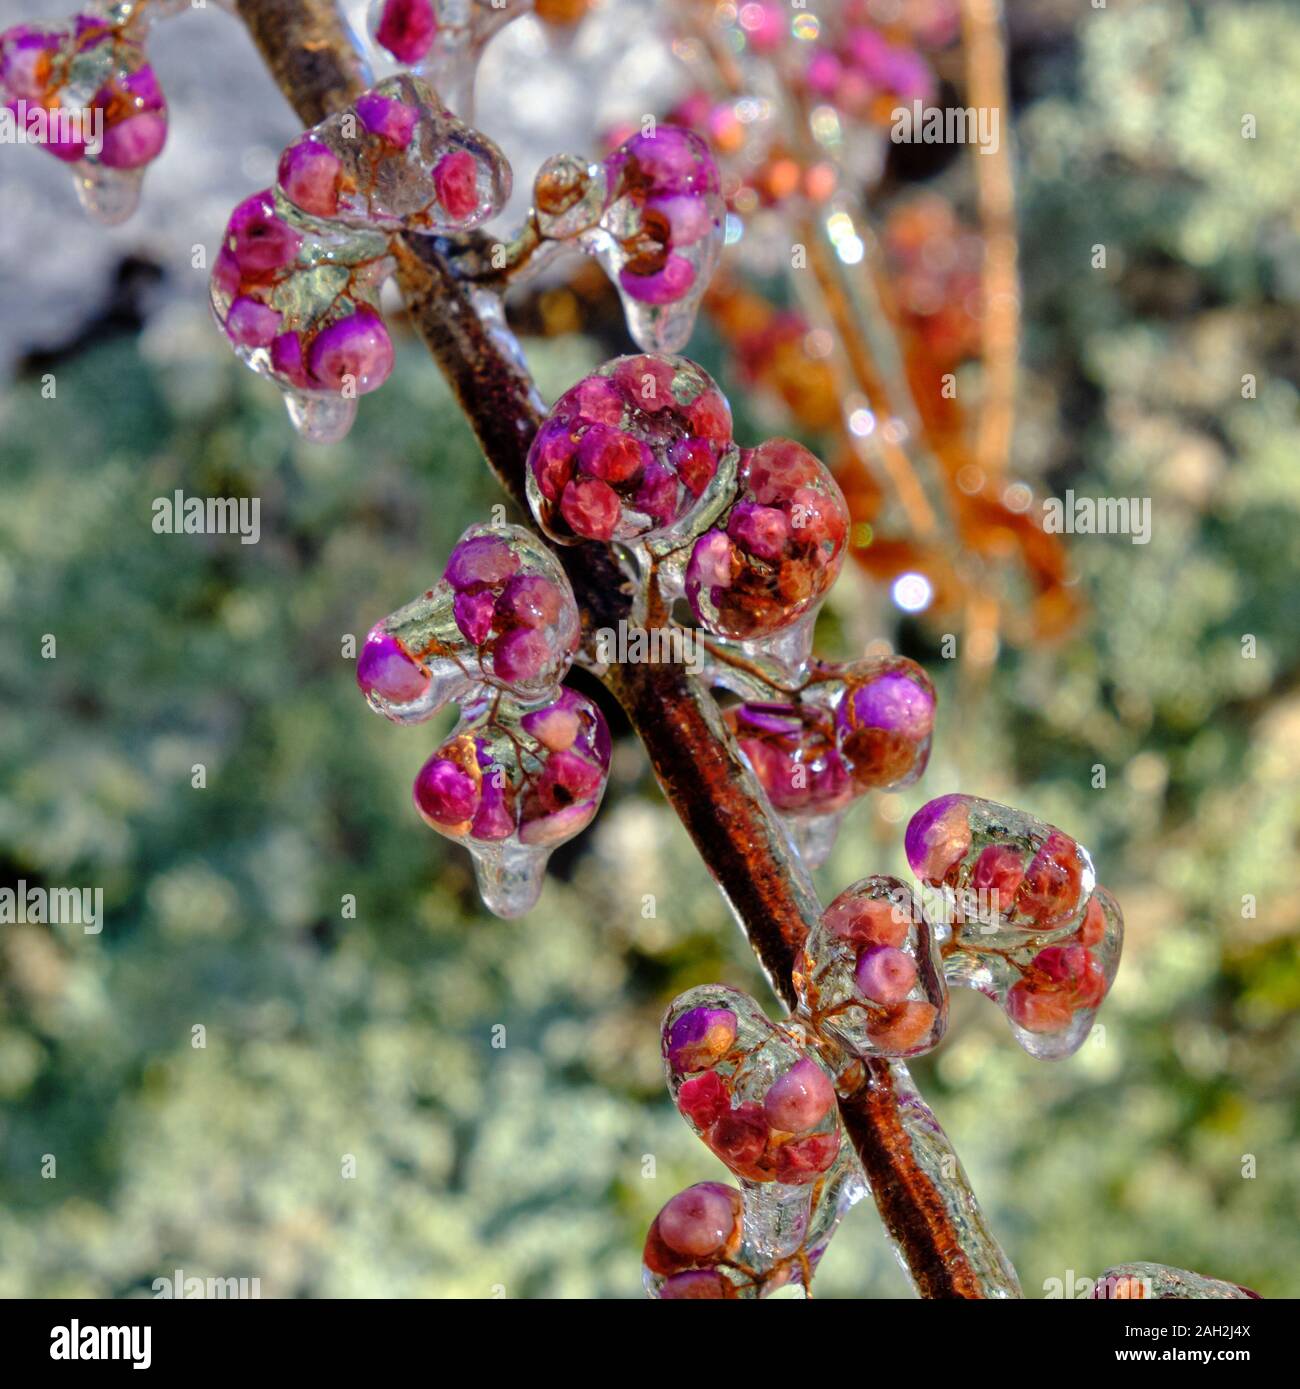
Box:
[666, 1007, 737, 1073]
[374, 0, 438, 65]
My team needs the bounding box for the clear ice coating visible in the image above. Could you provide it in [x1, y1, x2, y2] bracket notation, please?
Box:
[275, 73, 510, 234]
[368, 0, 530, 119]
[643, 1149, 865, 1299]
[663, 986, 842, 1186]
[358, 523, 601, 919]
[0, 3, 171, 225]
[794, 876, 949, 1060]
[685, 437, 849, 642]
[209, 188, 396, 443]
[905, 795, 1124, 1060]
[524, 353, 738, 552]
[722, 655, 935, 869]
[357, 522, 580, 719]
[529, 126, 725, 354]
[1090, 1263, 1260, 1301]
[594, 127, 724, 354]
[411, 685, 610, 917]
[654, 984, 864, 1298]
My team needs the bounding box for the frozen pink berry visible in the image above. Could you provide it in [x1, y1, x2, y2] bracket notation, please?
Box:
[972, 844, 1025, 909]
[278, 137, 343, 218]
[762, 1056, 835, 1134]
[666, 1006, 737, 1072]
[99, 112, 166, 169]
[536, 747, 605, 813]
[493, 627, 552, 686]
[619, 253, 697, 306]
[577, 425, 649, 484]
[854, 945, 917, 1005]
[727, 502, 790, 561]
[225, 296, 282, 349]
[496, 574, 562, 628]
[413, 757, 479, 828]
[355, 91, 418, 148]
[676, 1071, 730, 1129]
[469, 771, 515, 841]
[905, 795, 973, 884]
[433, 150, 479, 221]
[227, 191, 302, 275]
[374, 0, 438, 64]
[659, 1269, 734, 1299]
[657, 1182, 742, 1259]
[773, 1129, 840, 1183]
[707, 1102, 770, 1179]
[269, 331, 311, 388]
[307, 310, 394, 394]
[453, 588, 496, 645]
[357, 630, 429, 704]
[559, 477, 622, 539]
[444, 534, 521, 590]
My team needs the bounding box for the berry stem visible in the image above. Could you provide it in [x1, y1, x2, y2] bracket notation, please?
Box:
[235, 0, 1019, 1300]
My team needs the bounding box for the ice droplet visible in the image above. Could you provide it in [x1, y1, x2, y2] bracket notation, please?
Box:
[468, 840, 550, 919]
[73, 165, 143, 226]
[283, 390, 358, 444]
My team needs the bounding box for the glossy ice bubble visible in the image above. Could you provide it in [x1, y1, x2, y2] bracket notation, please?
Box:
[411, 686, 610, 917]
[643, 1148, 865, 1299]
[723, 656, 935, 868]
[275, 73, 509, 234]
[357, 522, 581, 721]
[1090, 1263, 1260, 1301]
[209, 188, 395, 443]
[794, 876, 948, 1060]
[368, 0, 530, 118]
[905, 795, 1123, 1060]
[686, 438, 848, 643]
[593, 126, 725, 353]
[0, 5, 170, 224]
[663, 985, 842, 1188]
[905, 793, 1097, 932]
[525, 353, 738, 550]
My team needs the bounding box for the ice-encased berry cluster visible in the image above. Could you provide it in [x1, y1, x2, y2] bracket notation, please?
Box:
[525, 353, 737, 549]
[1089, 1263, 1260, 1301]
[210, 73, 510, 442]
[647, 986, 865, 1298]
[723, 656, 935, 867]
[525, 351, 849, 653]
[646, 800, 1125, 1296]
[0, 0, 191, 224]
[357, 523, 609, 918]
[904, 794, 1124, 1060]
[795, 876, 949, 1061]
[531, 125, 725, 354]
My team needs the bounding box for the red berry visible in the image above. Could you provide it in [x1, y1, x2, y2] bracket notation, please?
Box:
[708, 1102, 771, 1180]
[677, 1070, 731, 1129]
[773, 1129, 840, 1183]
[433, 150, 480, 221]
[559, 476, 622, 539]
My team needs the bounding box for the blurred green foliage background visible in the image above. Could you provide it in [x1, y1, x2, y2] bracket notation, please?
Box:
[0, 0, 1297, 1298]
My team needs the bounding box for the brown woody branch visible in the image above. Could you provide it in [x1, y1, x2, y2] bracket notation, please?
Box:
[234, 0, 1013, 1299]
